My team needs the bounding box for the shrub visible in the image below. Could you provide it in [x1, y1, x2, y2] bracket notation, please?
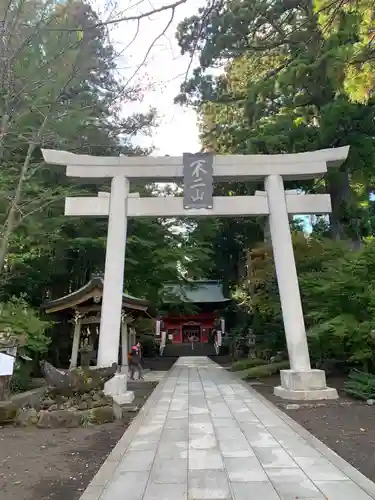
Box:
[9, 362, 33, 393]
[301, 242, 375, 372]
[219, 343, 230, 356]
[0, 297, 51, 357]
[249, 236, 375, 372]
[0, 297, 51, 393]
[231, 358, 266, 372]
[241, 361, 289, 380]
[344, 370, 375, 400]
[139, 336, 158, 357]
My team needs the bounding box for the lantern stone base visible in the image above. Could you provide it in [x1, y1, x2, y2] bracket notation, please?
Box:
[274, 369, 338, 401]
[104, 373, 134, 405]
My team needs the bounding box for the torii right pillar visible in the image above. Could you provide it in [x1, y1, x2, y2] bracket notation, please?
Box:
[265, 175, 338, 400]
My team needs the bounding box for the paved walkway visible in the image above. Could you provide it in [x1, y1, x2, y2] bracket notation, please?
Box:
[81, 357, 375, 500]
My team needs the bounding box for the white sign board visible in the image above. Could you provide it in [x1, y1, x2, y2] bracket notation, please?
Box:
[0, 352, 15, 376]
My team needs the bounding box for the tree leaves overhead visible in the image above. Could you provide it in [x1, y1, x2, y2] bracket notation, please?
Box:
[314, 0, 375, 103]
[176, 0, 375, 245]
[0, 0, 214, 313]
[0, 0, 159, 272]
[177, 0, 375, 105]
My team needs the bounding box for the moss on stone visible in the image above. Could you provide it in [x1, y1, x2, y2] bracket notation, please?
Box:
[0, 404, 18, 424]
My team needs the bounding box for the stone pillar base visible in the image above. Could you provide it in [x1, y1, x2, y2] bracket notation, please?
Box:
[274, 369, 338, 401]
[112, 391, 135, 405]
[104, 373, 134, 405]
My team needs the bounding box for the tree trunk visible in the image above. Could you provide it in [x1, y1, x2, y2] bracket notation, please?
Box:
[326, 167, 365, 249]
[0, 113, 10, 160]
[0, 375, 11, 400]
[326, 167, 351, 240]
[0, 117, 48, 272]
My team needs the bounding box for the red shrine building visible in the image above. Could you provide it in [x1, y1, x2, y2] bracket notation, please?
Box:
[156, 280, 230, 355]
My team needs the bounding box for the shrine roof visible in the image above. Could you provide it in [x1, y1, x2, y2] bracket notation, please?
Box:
[43, 277, 149, 314]
[160, 280, 230, 304]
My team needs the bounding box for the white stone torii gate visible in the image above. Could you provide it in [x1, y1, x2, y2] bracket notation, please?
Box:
[42, 146, 349, 401]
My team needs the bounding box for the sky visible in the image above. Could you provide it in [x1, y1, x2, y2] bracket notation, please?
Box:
[102, 0, 205, 155]
[97, 0, 314, 233]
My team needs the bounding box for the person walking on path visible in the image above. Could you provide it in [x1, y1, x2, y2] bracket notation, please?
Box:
[136, 341, 142, 361]
[129, 343, 144, 380]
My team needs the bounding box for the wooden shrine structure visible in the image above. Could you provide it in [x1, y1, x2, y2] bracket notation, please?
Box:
[157, 280, 230, 355]
[43, 277, 150, 369]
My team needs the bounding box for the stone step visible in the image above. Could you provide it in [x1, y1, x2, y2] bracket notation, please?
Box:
[163, 342, 216, 358]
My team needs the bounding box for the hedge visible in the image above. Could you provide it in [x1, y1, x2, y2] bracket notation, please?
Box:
[241, 361, 290, 380]
[230, 358, 266, 372]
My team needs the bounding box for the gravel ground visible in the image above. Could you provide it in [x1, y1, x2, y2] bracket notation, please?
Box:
[252, 375, 375, 483]
[0, 381, 157, 500]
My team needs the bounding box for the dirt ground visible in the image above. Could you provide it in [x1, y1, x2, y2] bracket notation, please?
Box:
[142, 357, 177, 371]
[0, 382, 157, 500]
[252, 375, 375, 483]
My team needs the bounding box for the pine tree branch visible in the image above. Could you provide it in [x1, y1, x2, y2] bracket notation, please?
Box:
[44, 0, 189, 31]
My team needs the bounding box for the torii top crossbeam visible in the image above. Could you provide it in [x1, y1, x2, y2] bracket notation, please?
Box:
[42, 146, 349, 181]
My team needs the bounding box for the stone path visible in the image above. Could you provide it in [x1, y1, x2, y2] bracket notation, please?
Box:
[81, 357, 375, 500]
[142, 370, 167, 382]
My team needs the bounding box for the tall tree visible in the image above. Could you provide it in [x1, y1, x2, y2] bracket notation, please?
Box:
[314, 0, 375, 102]
[0, 0, 155, 272]
[0, 0, 216, 309]
[176, 0, 375, 244]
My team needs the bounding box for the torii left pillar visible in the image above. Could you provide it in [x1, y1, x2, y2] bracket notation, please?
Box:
[96, 175, 134, 404]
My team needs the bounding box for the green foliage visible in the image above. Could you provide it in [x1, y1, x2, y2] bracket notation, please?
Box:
[302, 242, 375, 370]
[248, 235, 375, 371]
[9, 361, 33, 393]
[313, 0, 375, 103]
[133, 317, 154, 337]
[0, 0, 161, 299]
[218, 342, 230, 356]
[344, 370, 375, 400]
[139, 336, 158, 358]
[0, 296, 50, 390]
[176, 0, 375, 245]
[126, 219, 214, 305]
[241, 361, 290, 380]
[0, 297, 51, 356]
[230, 358, 266, 372]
